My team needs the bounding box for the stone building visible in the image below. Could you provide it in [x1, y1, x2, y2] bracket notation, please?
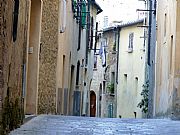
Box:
[116, 20, 146, 118]
[154, 0, 180, 119]
[0, 0, 30, 133]
[90, 33, 107, 117]
[90, 26, 119, 118]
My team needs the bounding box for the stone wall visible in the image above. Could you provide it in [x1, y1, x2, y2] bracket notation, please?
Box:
[0, 0, 29, 133]
[38, 0, 59, 114]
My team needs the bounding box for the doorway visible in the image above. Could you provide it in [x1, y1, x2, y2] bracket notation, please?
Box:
[90, 91, 96, 117]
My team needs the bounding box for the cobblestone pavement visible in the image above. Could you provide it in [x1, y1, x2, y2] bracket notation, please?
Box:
[10, 115, 180, 135]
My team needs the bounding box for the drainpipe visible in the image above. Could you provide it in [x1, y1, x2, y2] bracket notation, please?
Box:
[116, 27, 120, 118]
[85, 0, 90, 66]
[82, 0, 90, 116]
[77, 0, 82, 51]
[116, 27, 121, 84]
[147, 0, 152, 66]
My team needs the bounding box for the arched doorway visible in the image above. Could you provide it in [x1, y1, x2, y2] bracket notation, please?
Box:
[90, 91, 96, 117]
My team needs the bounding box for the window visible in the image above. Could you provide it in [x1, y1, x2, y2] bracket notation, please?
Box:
[13, 0, 19, 42]
[135, 77, 138, 95]
[81, 0, 87, 28]
[124, 74, 127, 91]
[113, 32, 117, 51]
[60, 0, 67, 33]
[72, 0, 77, 13]
[164, 13, 167, 37]
[128, 33, 134, 52]
[76, 61, 80, 85]
[94, 55, 97, 69]
[169, 35, 173, 75]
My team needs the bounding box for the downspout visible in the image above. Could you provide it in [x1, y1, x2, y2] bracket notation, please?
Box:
[116, 27, 120, 118]
[116, 27, 120, 84]
[85, 0, 90, 65]
[82, 0, 90, 116]
[147, 0, 152, 66]
[77, 0, 82, 51]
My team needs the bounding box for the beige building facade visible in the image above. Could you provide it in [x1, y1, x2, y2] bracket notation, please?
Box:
[24, 0, 102, 116]
[117, 20, 146, 118]
[25, 0, 59, 115]
[56, 0, 102, 116]
[154, 0, 180, 119]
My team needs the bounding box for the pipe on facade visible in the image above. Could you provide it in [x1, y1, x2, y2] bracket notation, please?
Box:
[147, 0, 152, 66]
[116, 27, 121, 84]
[77, 0, 82, 51]
[85, 0, 90, 65]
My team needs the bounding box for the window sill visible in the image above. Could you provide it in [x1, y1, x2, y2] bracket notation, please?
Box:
[127, 48, 133, 53]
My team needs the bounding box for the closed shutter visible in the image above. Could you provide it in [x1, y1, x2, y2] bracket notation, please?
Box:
[81, 0, 86, 28]
[90, 17, 94, 49]
[60, 0, 66, 33]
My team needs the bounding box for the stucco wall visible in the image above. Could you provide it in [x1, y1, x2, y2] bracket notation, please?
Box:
[117, 24, 145, 118]
[56, 0, 80, 115]
[155, 0, 180, 119]
[26, 0, 42, 115]
[56, 1, 98, 116]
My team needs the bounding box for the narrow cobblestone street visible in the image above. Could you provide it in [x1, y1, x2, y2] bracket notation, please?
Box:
[10, 115, 180, 135]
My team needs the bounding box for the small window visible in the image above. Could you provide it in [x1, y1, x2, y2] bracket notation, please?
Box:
[128, 33, 134, 52]
[169, 35, 173, 75]
[124, 74, 127, 91]
[81, 0, 87, 28]
[135, 77, 138, 94]
[76, 61, 80, 85]
[72, 0, 77, 13]
[94, 55, 97, 69]
[60, 0, 67, 33]
[164, 13, 167, 37]
[13, 0, 19, 42]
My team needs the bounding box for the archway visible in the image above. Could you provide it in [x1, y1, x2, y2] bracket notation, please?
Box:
[90, 91, 96, 117]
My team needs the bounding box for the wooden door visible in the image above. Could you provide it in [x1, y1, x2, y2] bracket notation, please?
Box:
[90, 91, 96, 117]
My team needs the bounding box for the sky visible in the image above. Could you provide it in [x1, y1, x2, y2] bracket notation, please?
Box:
[96, 0, 146, 29]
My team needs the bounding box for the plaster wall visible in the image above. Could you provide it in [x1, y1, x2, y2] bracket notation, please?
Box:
[155, 0, 180, 119]
[117, 24, 145, 118]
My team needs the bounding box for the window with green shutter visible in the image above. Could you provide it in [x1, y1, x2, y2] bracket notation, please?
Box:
[81, 0, 86, 28]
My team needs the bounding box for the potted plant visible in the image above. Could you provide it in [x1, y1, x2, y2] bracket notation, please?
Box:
[107, 83, 114, 94]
